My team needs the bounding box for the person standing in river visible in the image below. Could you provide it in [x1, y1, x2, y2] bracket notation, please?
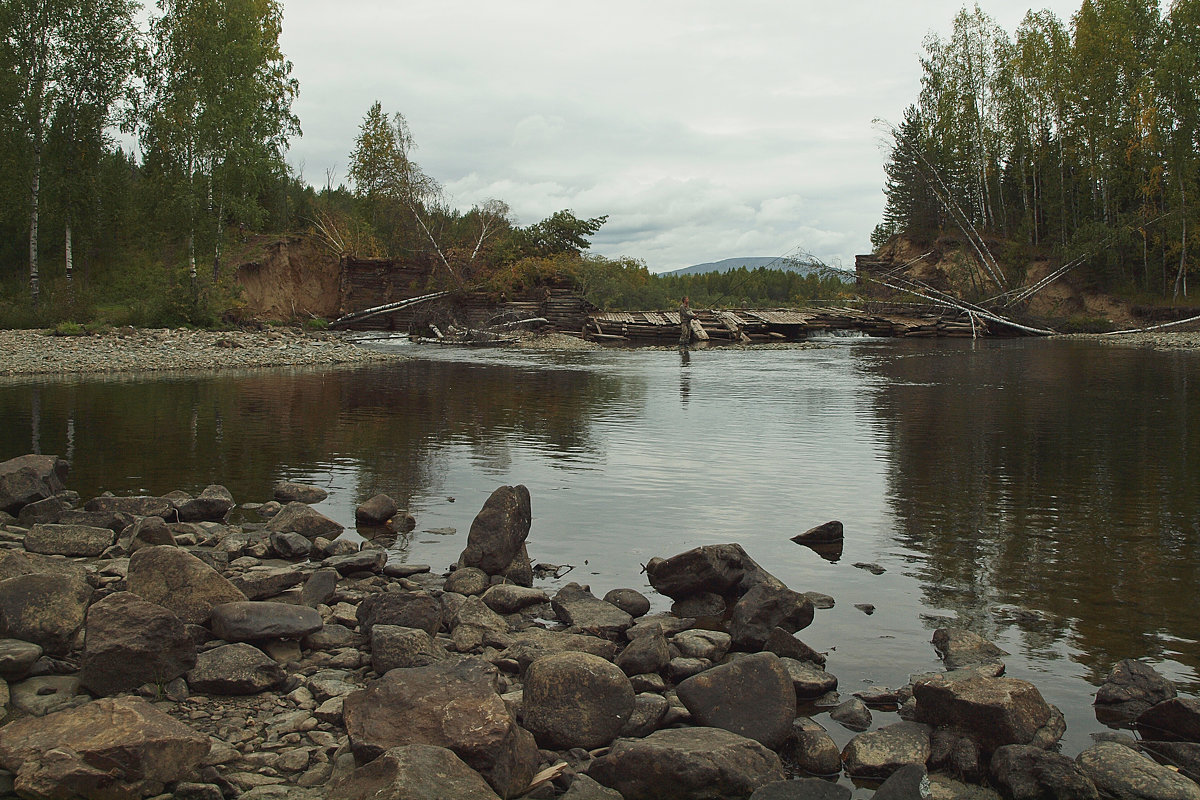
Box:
[678, 296, 696, 348]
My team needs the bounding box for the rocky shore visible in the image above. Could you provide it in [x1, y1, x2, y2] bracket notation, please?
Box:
[0, 455, 1198, 800]
[0, 328, 400, 376]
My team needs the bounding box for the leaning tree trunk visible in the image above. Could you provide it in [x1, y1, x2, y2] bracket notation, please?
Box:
[29, 139, 41, 306]
[1175, 176, 1189, 301]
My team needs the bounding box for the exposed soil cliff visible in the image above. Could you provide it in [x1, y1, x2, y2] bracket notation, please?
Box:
[234, 235, 341, 321]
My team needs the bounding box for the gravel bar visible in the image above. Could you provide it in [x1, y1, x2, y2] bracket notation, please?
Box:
[0, 328, 402, 376]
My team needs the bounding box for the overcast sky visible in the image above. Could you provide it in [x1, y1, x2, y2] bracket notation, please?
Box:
[278, 1, 1086, 272]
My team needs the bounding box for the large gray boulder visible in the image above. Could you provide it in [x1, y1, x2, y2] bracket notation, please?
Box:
[176, 484, 235, 522]
[24, 522, 114, 557]
[274, 480, 329, 504]
[209, 601, 323, 641]
[328, 744, 502, 800]
[499, 627, 618, 672]
[0, 696, 210, 799]
[552, 582, 633, 640]
[16, 495, 69, 526]
[265, 501, 343, 539]
[0, 572, 91, 655]
[371, 625, 449, 673]
[121, 515, 176, 553]
[354, 493, 399, 527]
[675, 651, 797, 750]
[913, 674, 1064, 752]
[672, 629, 732, 662]
[481, 584, 548, 614]
[187, 642, 285, 694]
[0, 454, 69, 516]
[1140, 742, 1200, 784]
[523, 651, 635, 750]
[356, 591, 443, 637]
[780, 657, 839, 699]
[1095, 660, 1178, 723]
[842, 722, 933, 779]
[615, 626, 670, 676]
[80, 591, 195, 696]
[457, 485, 533, 585]
[729, 582, 815, 652]
[84, 494, 175, 518]
[0, 548, 88, 583]
[990, 744, 1099, 800]
[645, 543, 784, 601]
[588, 726, 785, 800]
[785, 721, 842, 776]
[1077, 741, 1200, 800]
[343, 658, 538, 798]
[932, 628, 1009, 671]
[128, 545, 247, 624]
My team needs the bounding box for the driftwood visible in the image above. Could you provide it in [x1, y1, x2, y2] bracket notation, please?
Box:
[328, 291, 451, 329]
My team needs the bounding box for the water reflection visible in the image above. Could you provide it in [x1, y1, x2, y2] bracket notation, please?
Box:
[866, 340, 1200, 690]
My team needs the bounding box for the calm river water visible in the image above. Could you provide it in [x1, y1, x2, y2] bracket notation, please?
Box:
[2, 335, 1197, 756]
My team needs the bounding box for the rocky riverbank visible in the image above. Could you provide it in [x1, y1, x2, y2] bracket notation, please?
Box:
[0, 328, 400, 376]
[0, 454, 1198, 800]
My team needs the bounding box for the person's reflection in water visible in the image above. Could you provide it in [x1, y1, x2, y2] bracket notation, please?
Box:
[679, 349, 691, 407]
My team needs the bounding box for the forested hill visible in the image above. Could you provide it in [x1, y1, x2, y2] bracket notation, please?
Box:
[874, 0, 1198, 304]
[659, 257, 822, 277]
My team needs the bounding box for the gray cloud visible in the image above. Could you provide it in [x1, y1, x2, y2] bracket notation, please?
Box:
[280, 0, 1085, 270]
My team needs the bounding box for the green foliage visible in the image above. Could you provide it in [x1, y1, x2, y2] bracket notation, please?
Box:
[303, 317, 328, 331]
[53, 321, 84, 336]
[883, 0, 1199, 298]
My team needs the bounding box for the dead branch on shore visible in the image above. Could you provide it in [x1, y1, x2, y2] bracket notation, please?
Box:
[1103, 313, 1200, 336]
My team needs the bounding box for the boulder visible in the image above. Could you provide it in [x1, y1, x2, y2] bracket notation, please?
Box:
[231, 565, 307, 600]
[615, 626, 670, 676]
[785, 723, 842, 776]
[266, 501, 343, 539]
[676, 651, 797, 749]
[1137, 698, 1200, 742]
[913, 674, 1062, 752]
[457, 485, 533, 585]
[0, 454, 69, 516]
[450, 595, 510, 652]
[830, 698, 874, 732]
[672, 592, 727, 618]
[176, 485, 235, 522]
[270, 530, 312, 559]
[57, 508, 134, 534]
[444, 566, 490, 596]
[16, 494, 69, 526]
[873, 764, 931, 800]
[274, 481, 329, 504]
[24, 522, 115, 557]
[84, 494, 175, 518]
[523, 651, 635, 749]
[328, 744, 501, 800]
[371, 625, 449, 673]
[1140, 742, 1200, 784]
[603, 588, 651, 618]
[1095, 660, 1177, 723]
[0, 572, 91, 655]
[0, 638, 43, 681]
[588, 726, 785, 800]
[729, 582, 815, 652]
[128, 545, 247, 625]
[187, 642, 285, 694]
[645, 543, 784, 601]
[121, 515, 176, 553]
[343, 658, 538, 798]
[790, 520, 844, 544]
[0, 696, 210, 798]
[354, 494, 399, 527]
[552, 582, 633, 640]
[357, 592, 443, 637]
[842, 722, 933, 779]
[562, 775, 625, 800]
[481, 584, 549, 614]
[929, 729, 985, 782]
[9, 674, 87, 716]
[209, 601, 323, 641]
[80, 591, 196, 696]
[932, 628, 1009, 671]
[301, 567, 339, 608]
[765, 628, 826, 665]
[751, 778, 851, 800]
[990, 744, 1099, 800]
[1077, 741, 1200, 800]
[499, 627, 618, 672]
[781, 657, 839, 698]
[672, 628, 732, 662]
[325, 549, 388, 575]
[621, 692, 670, 738]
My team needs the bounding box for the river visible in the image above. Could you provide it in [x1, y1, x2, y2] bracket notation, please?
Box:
[1, 335, 1197, 756]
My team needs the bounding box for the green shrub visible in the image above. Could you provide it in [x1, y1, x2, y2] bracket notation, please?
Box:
[54, 321, 85, 336]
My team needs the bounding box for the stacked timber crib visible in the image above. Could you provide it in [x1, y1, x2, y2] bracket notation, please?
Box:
[585, 306, 993, 343]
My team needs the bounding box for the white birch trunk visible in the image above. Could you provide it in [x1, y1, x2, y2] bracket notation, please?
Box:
[29, 145, 40, 305]
[65, 220, 73, 284]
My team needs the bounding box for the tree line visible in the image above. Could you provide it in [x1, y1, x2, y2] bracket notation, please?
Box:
[875, 0, 1200, 300]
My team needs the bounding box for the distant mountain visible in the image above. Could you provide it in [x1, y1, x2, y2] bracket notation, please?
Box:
[658, 256, 823, 277]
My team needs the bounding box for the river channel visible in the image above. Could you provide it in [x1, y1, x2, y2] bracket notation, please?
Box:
[1, 335, 1197, 756]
